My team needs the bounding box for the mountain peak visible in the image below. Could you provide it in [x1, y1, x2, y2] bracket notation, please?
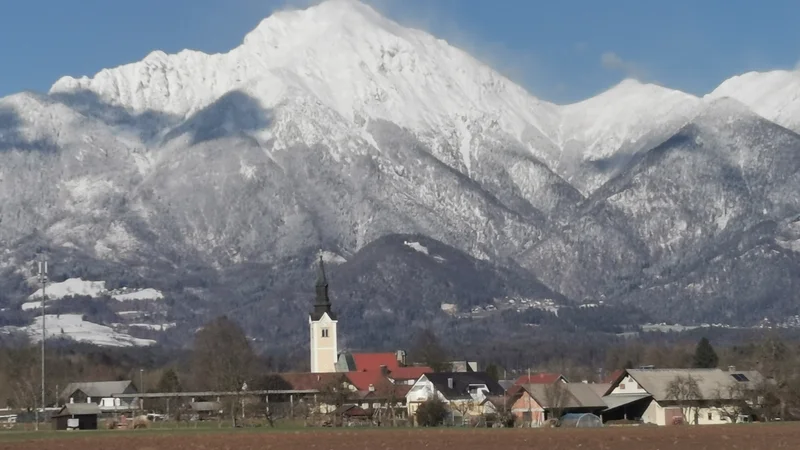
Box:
[242, 0, 402, 49]
[707, 70, 800, 133]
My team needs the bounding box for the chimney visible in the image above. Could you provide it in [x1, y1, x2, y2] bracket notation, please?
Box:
[380, 365, 389, 376]
[728, 365, 736, 372]
[447, 378, 454, 389]
[369, 384, 375, 392]
[396, 350, 407, 366]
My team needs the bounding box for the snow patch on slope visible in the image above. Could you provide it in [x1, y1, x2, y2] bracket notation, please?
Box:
[321, 250, 347, 264]
[28, 278, 106, 300]
[24, 278, 164, 310]
[404, 240, 428, 254]
[7, 314, 155, 347]
[111, 288, 164, 301]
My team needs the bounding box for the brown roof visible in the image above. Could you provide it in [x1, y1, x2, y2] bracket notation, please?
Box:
[521, 383, 606, 409]
[620, 369, 765, 402]
[278, 372, 347, 391]
[515, 373, 567, 385]
[588, 383, 612, 397]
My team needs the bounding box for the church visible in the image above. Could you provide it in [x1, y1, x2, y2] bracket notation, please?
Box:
[307, 254, 432, 383]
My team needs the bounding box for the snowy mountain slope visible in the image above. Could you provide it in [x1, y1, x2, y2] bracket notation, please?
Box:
[2, 0, 800, 344]
[587, 98, 800, 260]
[557, 79, 702, 193]
[50, 0, 560, 176]
[2, 314, 155, 347]
[46, 0, 709, 188]
[708, 70, 800, 134]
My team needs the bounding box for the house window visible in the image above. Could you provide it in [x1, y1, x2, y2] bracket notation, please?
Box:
[619, 384, 626, 390]
[322, 328, 329, 338]
[707, 412, 713, 421]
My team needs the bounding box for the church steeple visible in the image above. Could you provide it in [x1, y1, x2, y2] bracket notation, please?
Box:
[309, 251, 338, 373]
[311, 254, 335, 320]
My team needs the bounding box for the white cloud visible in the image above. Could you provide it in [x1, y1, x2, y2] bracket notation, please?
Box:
[601, 51, 647, 79]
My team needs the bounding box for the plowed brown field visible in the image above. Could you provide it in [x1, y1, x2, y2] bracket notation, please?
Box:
[2, 424, 799, 450]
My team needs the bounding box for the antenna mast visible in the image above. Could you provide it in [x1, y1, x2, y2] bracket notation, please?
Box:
[36, 254, 48, 430]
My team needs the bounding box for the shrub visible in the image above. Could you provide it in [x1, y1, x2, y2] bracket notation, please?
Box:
[416, 398, 448, 427]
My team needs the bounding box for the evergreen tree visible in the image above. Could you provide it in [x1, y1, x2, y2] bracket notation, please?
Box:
[693, 337, 719, 368]
[409, 328, 449, 372]
[485, 363, 501, 381]
[157, 367, 182, 393]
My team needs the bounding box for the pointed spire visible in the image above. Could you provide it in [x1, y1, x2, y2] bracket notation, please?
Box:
[316, 253, 328, 288]
[311, 250, 335, 320]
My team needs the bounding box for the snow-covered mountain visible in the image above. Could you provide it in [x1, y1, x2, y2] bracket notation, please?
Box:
[2, 0, 800, 347]
[707, 70, 800, 134]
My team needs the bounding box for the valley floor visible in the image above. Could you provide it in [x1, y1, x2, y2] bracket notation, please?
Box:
[1, 422, 797, 450]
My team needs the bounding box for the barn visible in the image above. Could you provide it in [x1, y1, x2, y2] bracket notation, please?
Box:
[52, 404, 101, 430]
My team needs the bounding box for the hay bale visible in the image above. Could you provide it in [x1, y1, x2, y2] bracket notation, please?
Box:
[133, 415, 150, 429]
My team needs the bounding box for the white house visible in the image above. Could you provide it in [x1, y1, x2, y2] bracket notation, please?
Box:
[603, 368, 764, 425]
[405, 372, 505, 425]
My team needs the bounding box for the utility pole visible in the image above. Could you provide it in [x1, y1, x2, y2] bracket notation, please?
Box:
[140, 369, 144, 414]
[35, 254, 48, 431]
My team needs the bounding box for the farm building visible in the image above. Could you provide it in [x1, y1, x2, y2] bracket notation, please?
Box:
[190, 401, 223, 420]
[60, 380, 139, 412]
[602, 368, 765, 425]
[52, 403, 100, 430]
[508, 382, 606, 427]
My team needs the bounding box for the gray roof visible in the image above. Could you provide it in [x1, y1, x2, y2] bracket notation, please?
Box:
[602, 394, 651, 410]
[498, 380, 516, 391]
[424, 372, 505, 399]
[521, 383, 606, 409]
[62, 380, 136, 399]
[588, 383, 611, 397]
[190, 401, 222, 412]
[567, 384, 608, 408]
[54, 403, 101, 417]
[623, 369, 764, 402]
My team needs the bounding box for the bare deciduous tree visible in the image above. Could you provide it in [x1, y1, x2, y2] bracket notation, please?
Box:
[191, 316, 256, 427]
[543, 381, 570, 421]
[666, 375, 702, 424]
[711, 381, 750, 423]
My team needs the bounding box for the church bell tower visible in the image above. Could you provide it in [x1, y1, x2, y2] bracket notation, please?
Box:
[309, 254, 338, 373]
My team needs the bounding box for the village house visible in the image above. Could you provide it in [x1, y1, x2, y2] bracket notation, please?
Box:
[508, 382, 606, 427]
[602, 367, 765, 425]
[405, 372, 505, 425]
[60, 380, 140, 413]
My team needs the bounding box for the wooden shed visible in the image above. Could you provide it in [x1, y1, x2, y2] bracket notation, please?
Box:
[52, 404, 101, 430]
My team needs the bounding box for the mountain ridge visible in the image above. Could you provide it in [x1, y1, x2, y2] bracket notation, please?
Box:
[2, 0, 800, 348]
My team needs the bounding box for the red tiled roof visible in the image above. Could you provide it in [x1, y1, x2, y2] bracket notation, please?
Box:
[279, 372, 346, 391]
[603, 369, 625, 384]
[352, 353, 401, 372]
[350, 352, 431, 381]
[513, 373, 566, 385]
[389, 366, 432, 381]
[345, 371, 392, 392]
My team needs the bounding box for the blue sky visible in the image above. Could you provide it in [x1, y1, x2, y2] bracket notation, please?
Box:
[1, 0, 798, 103]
